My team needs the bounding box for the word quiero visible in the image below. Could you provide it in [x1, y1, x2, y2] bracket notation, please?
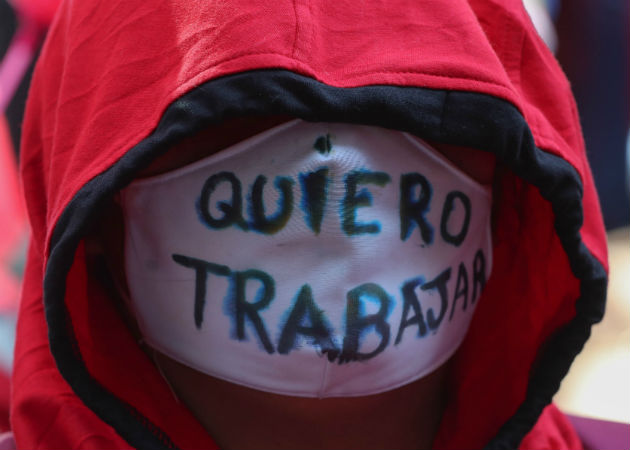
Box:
[196, 169, 472, 246]
[172, 250, 487, 363]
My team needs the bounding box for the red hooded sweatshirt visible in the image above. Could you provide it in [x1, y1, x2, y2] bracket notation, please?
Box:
[12, 1, 608, 449]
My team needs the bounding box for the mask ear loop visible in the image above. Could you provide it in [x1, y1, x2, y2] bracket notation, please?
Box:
[110, 193, 182, 404]
[141, 339, 182, 404]
[116, 284, 182, 404]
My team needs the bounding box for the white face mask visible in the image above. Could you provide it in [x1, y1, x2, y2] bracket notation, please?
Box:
[121, 120, 493, 398]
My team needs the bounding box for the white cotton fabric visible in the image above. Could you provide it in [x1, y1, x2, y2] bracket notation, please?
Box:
[121, 120, 493, 398]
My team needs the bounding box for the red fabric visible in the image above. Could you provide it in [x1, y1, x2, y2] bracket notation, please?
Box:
[13, 1, 607, 449]
[0, 370, 9, 433]
[520, 404, 583, 450]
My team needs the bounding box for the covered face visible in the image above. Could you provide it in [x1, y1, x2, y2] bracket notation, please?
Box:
[120, 120, 493, 398]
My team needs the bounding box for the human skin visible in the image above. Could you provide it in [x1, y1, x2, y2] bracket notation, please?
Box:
[93, 116, 495, 450]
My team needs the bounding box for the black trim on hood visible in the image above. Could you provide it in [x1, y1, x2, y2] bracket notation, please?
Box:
[45, 69, 607, 450]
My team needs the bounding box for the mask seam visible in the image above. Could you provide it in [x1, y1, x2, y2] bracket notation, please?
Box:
[317, 355, 331, 399]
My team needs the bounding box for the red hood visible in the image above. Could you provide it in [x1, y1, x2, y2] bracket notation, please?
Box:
[13, 1, 608, 448]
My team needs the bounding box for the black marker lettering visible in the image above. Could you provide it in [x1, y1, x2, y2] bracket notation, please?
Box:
[277, 284, 338, 360]
[421, 268, 451, 332]
[249, 175, 294, 234]
[171, 254, 231, 329]
[198, 171, 247, 230]
[399, 173, 433, 243]
[299, 168, 329, 234]
[232, 269, 276, 354]
[313, 134, 332, 155]
[395, 277, 428, 345]
[339, 283, 391, 363]
[449, 262, 469, 321]
[440, 191, 471, 246]
[342, 171, 391, 236]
